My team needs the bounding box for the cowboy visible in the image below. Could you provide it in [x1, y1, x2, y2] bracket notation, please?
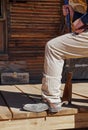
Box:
[23, 0, 88, 113]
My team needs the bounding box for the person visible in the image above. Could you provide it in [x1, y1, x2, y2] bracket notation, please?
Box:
[23, 1, 88, 113]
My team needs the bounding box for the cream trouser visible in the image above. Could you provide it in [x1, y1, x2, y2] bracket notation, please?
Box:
[41, 31, 88, 104]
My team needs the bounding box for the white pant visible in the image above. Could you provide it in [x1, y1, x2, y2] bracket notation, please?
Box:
[41, 31, 88, 104]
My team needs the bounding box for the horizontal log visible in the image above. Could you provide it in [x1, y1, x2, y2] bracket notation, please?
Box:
[11, 20, 60, 24]
[10, 13, 61, 19]
[10, 2, 62, 7]
[8, 0, 63, 78]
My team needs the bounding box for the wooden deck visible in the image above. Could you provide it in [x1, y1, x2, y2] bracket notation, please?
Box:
[0, 83, 88, 130]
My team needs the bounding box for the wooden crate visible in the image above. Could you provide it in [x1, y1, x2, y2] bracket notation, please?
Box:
[1, 72, 29, 84]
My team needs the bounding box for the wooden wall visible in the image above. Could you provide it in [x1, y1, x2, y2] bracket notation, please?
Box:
[0, 0, 87, 84]
[6, 0, 64, 82]
[8, 0, 63, 59]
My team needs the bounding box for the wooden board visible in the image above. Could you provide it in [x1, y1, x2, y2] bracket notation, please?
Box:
[72, 83, 88, 98]
[0, 83, 87, 130]
[0, 113, 88, 130]
[16, 84, 78, 115]
[0, 85, 47, 119]
[16, 84, 88, 115]
[0, 94, 12, 120]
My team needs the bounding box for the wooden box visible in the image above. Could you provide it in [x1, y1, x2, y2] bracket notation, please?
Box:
[1, 72, 29, 84]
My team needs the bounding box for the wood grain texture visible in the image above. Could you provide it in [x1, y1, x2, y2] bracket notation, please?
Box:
[0, 85, 47, 119]
[6, 0, 64, 80]
[8, 0, 63, 59]
[0, 94, 12, 120]
[0, 83, 87, 129]
[0, 113, 88, 130]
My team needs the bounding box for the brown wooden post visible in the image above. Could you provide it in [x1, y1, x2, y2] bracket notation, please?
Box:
[62, 71, 73, 104]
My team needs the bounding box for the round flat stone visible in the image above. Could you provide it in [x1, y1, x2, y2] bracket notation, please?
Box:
[23, 103, 49, 112]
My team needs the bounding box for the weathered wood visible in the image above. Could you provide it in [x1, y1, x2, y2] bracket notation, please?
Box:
[72, 83, 88, 98]
[0, 85, 47, 119]
[7, 0, 63, 80]
[0, 116, 75, 130]
[1, 0, 87, 83]
[0, 94, 12, 120]
[16, 84, 88, 115]
[0, 83, 87, 121]
[61, 82, 88, 99]
[0, 0, 8, 60]
[1, 72, 29, 84]
[0, 83, 87, 129]
[62, 72, 73, 104]
[0, 113, 88, 130]
[0, 54, 8, 60]
[9, 1, 62, 58]
[0, 59, 44, 81]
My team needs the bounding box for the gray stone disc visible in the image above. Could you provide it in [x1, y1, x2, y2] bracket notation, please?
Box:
[23, 103, 49, 112]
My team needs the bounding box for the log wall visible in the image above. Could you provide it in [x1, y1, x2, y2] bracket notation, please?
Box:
[6, 0, 64, 82]
[0, 0, 87, 84]
[8, 0, 63, 59]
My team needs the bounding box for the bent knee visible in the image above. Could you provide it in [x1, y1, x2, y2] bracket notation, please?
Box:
[45, 39, 56, 51]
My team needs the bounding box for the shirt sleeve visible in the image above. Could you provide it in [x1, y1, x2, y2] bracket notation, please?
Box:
[73, 11, 88, 25]
[72, 11, 83, 22]
[80, 13, 88, 25]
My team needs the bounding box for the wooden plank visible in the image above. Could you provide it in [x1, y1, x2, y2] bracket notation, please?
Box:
[61, 83, 88, 98]
[16, 84, 80, 116]
[0, 83, 87, 130]
[15, 84, 41, 95]
[32, 84, 88, 114]
[15, 84, 45, 107]
[61, 83, 88, 112]
[70, 94, 88, 113]
[72, 83, 88, 98]
[0, 83, 87, 120]
[46, 113, 88, 130]
[0, 116, 75, 130]
[0, 85, 47, 119]
[0, 113, 88, 130]
[0, 94, 12, 120]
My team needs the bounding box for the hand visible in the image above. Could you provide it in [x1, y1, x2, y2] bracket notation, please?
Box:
[72, 18, 85, 34]
[62, 5, 74, 19]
